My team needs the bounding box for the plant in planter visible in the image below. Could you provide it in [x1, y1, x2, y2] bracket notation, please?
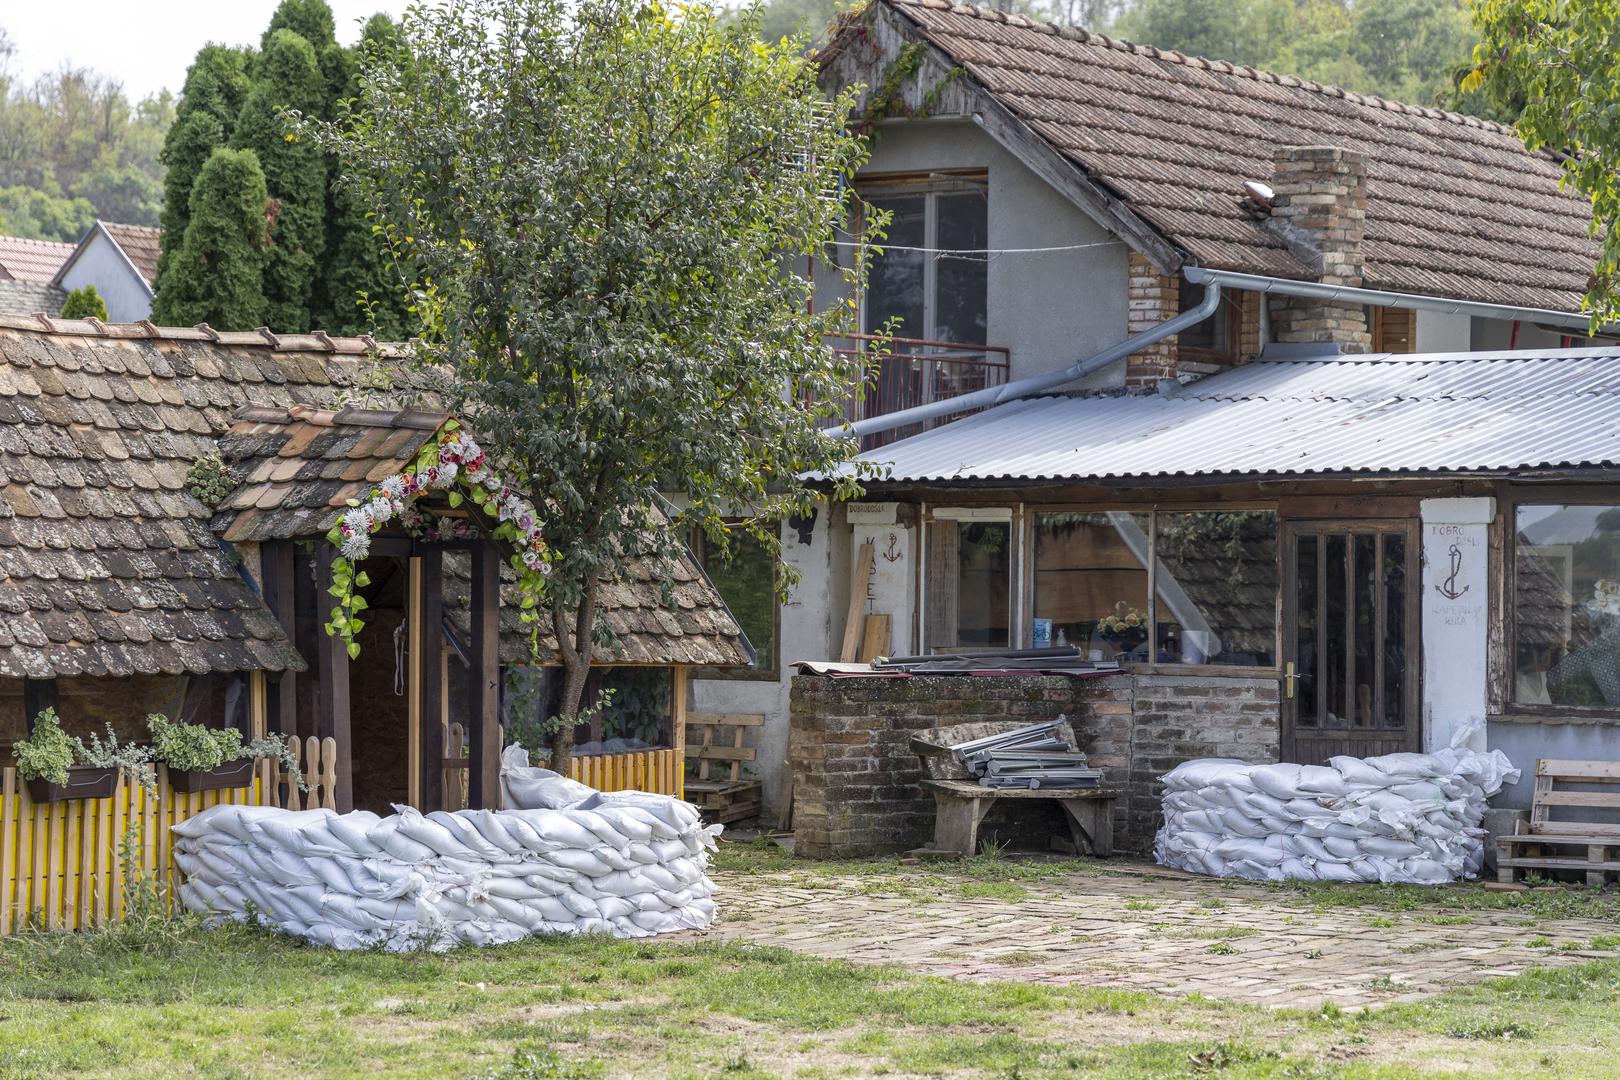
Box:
[1096, 602, 1149, 657]
[146, 714, 303, 793]
[13, 709, 151, 802]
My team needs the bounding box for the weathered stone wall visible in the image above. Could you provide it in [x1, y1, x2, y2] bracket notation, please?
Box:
[789, 672, 1280, 858]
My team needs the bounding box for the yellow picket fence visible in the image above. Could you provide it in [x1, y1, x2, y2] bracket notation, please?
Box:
[0, 764, 275, 936]
[566, 747, 682, 798]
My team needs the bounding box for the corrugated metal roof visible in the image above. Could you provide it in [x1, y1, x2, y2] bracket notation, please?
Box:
[854, 348, 1620, 482]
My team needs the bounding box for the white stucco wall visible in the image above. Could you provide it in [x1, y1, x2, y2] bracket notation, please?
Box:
[1420, 498, 1493, 753]
[824, 119, 1133, 389]
[56, 232, 152, 322]
[1414, 309, 1471, 353]
[1470, 315, 1566, 351]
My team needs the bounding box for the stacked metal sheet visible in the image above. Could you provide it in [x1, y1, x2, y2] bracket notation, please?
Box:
[951, 718, 1103, 790]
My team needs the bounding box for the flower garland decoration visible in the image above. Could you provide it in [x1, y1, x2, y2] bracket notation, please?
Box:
[324, 420, 550, 657]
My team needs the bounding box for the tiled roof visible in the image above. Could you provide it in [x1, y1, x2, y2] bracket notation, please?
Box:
[853, 346, 1620, 482]
[98, 222, 162, 287]
[847, 0, 1598, 312]
[0, 281, 64, 317]
[0, 315, 402, 678]
[443, 544, 754, 668]
[0, 235, 75, 284]
[213, 405, 445, 543]
[215, 404, 753, 668]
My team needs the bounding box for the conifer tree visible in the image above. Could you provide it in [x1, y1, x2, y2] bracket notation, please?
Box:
[232, 28, 328, 332]
[262, 0, 336, 51]
[150, 148, 269, 329]
[59, 285, 108, 321]
[154, 46, 253, 288]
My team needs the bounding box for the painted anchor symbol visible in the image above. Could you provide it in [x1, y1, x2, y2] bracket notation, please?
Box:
[882, 532, 903, 563]
[1436, 543, 1470, 600]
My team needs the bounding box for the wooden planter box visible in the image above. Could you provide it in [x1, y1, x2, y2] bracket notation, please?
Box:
[25, 765, 118, 803]
[167, 757, 257, 794]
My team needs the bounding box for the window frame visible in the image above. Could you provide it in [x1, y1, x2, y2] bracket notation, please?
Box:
[920, 506, 1017, 654]
[690, 521, 781, 682]
[1503, 489, 1620, 720]
[1176, 280, 1244, 365]
[855, 171, 990, 347]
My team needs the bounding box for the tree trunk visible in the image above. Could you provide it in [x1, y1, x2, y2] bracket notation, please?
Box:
[548, 574, 601, 776]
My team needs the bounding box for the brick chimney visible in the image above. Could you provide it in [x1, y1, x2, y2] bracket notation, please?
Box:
[1265, 145, 1371, 353]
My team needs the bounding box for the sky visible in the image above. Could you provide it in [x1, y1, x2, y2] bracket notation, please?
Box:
[3, 1, 411, 102]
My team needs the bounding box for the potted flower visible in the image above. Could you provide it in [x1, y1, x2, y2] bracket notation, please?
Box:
[1096, 602, 1149, 657]
[14, 709, 152, 802]
[148, 713, 301, 794]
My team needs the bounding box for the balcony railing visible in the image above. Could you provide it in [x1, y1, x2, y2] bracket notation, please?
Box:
[824, 333, 1011, 450]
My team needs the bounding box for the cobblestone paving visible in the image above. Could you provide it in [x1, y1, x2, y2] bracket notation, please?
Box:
[698, 865, 1620, 1009]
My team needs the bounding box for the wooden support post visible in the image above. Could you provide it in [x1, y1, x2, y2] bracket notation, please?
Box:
[467, 541, 501, 809]
[22, 678, 57, 728]
[416, 551, 445, 812]
[261, 541, 300, 740]
[315, 543, 353, 813]
[673, 667, 688, 800]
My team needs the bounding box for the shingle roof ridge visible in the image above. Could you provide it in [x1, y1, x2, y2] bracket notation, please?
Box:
[895, 0, 1516, 136]
[0, 312, 408, 357]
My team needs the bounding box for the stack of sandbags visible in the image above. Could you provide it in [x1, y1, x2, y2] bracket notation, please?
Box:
[1154, 746, 1519, 885]
[172, 752, 721, 951]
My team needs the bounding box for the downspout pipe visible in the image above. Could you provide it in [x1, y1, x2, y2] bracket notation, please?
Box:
[833, 282, 1222, 440]
[1183, 266, 1605, 334]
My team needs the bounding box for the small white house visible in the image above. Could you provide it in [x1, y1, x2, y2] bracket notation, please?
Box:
[52, 220, 161, 322]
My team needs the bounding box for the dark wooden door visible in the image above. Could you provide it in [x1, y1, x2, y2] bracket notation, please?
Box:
[1281, 520, 1421, 764]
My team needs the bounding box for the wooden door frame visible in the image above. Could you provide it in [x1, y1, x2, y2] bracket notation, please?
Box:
[1280, 518, 1422, 762]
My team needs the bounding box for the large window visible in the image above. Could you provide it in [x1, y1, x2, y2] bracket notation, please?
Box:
[1031, 510, 1277, 666]
[1513, 502, 1620, 709]
[925, 517, 1011, 651]
[862, 178, 988, 346]
[693, 525, 777, 676]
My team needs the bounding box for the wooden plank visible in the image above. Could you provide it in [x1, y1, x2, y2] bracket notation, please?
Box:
[110, 776, 125, 921]
[1497, 855, 1620, 872]
[417, 551, 447, 813]
[684, 745, 757, 762]
[96, 785, 112, 923]
[467, 541, 501, 810]
[1503, 826, 1620, 842]
[45, 799, 62, 930]
[0, 767, 12, 935]
[840, 540, 875, 662]
[15, 779, 32, 931]
[64, 796, 81, 931]
[859, 613, 891, 663]
[1538, 759, 1620, 780]
[673, 667, 687, 801]
[315, 543, 354, 813]
[1536, 791, 1620, 808]
[687, 712, 766, 727]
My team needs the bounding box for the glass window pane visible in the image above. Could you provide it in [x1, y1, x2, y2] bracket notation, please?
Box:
[1152, 510, 1278, 667]
[699, 529, 776, 671]
[1296, 534, 1319, 727]
[863, 194, 925, 339]
[1353, 533, 1376, 728]
[1383, 533, 1407, 727]
[1033, 512, 1151, 661]
[926, 519, 1010, 650]
[1515, 504, 1620, 707]
[1325, 534, 1347, 724]
[932, 190, 988, 346]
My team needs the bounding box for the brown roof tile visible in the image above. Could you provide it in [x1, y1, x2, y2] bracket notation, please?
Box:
[841, 0, 1599, 312]
[0, 235, 75, 284]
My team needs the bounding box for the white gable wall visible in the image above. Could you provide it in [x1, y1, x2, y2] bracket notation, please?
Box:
[56, 231, 152, 322]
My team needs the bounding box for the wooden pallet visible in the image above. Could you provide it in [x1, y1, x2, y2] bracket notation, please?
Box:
[685, 712, 763, 823]
[1497, 759, 1620, 887]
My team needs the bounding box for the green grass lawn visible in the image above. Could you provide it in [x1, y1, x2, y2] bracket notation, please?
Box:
[1, 847, 1617, 1079]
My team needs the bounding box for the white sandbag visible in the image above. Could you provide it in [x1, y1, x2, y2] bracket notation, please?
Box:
[1155, 746, 1518, 886]
[172, 745, 721, 952]
[501, 743, 596, 810]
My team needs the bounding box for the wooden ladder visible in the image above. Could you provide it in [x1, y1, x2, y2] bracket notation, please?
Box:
[1497, 758, 1620, 886]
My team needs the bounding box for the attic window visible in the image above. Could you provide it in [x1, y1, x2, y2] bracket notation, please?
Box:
[859, 175, 988, 347]
[1177, 278, 1239, 361]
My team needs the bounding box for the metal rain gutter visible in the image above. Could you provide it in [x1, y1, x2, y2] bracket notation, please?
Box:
[833, 282, 1222, 440]
[1183, 266, 1604, 334]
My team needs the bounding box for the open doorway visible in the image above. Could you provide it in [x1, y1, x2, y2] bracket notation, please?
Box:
[345, 556, 413, 813]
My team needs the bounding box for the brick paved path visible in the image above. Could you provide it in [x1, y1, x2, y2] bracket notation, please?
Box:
[699, 864, 1619, 1009]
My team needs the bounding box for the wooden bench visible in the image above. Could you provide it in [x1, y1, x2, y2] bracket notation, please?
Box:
[1496, 759, 1620, 887]
[684, 712, 763, 824]
[910, 721, 1117, 858]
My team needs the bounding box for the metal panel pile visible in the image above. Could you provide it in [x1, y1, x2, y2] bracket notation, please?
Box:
[951, 718, 1103, 790]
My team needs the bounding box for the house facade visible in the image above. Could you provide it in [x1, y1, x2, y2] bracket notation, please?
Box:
[52, 221, 162, 322]
[692, 0, 1620, 829]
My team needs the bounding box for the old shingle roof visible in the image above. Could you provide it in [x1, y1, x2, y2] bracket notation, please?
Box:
[846, 0, 1598, 312]
[214, 404, 753, 668]
[98, 222, 162, 288]
[0, 281, 64, 318]
[0, 235, 75, 284]
[443, 545, 754, 668]
[213, 405, 445, 543]
[0, 316, 405, 678]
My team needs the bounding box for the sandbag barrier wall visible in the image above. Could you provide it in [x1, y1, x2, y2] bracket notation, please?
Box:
[789, 672, 1280, 857]
[0, 764, 275, 935]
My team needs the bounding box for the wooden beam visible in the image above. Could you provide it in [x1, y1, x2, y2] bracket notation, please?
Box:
[417, 551, 445, 812]
[261, 541, 300, 740]
[673, 667, 688, 801]
[466, 541, 501, 809]
[840, 540, 875, 662]
[314, 543, 354, 813]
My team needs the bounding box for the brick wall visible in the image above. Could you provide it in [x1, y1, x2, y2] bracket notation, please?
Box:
[1126, 252, 1179, 387]
[789, 672, 1280, 858]
[1266, 145, 1372, 353]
